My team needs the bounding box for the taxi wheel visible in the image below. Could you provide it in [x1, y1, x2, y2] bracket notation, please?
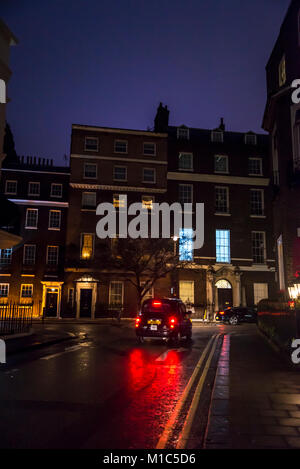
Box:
[229, 315, 239, 326]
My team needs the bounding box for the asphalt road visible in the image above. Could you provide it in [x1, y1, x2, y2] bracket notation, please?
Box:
[1, 321, 295, 450]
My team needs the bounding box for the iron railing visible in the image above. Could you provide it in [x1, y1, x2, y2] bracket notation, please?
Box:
[0, 303, 33, 335]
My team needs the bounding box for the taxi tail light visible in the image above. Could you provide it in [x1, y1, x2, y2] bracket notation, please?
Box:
[135, 317, 141, 328]
[219, 311, 225, 316]
[169, 316, 177, 329]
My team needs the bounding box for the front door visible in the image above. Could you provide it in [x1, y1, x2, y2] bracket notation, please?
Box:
[80, 288, 92, 318]
[45, 290, 58, 317]
[218, 288, 233, 311]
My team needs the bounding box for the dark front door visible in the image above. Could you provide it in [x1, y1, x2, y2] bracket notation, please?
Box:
[45, 291, 58, 317]
[80, 289, 92, 318]
[218, 288, 233, 311]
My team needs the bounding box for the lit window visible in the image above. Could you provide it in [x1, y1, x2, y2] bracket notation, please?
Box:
[5, 180, 17, 195]
[215, 187, 229, 214]
[143, 168, 156, 183]
[179, 228, 194, 261]
[179, 153, 193, 171]
[216, 230, 231, 264]
[25, 208, 38, 229]
[23, 245, 36, 265]
[114, 140, 128, 153]
[0, 284, 9, 298]
[252, 232, 266, 264]
[179, 184, 193, 204]
[21, 284, 33, 298]
[245, 133, 257, 145]
[84, 137, 98, 151]
[248, 158, 262, 176]
[0, 248, 12, 265]
[47, 246, 59, 265]
[48, 210, 61, 229]
[80, 234, 94, 259]
[179, 281, 194, 304]
[211, 131, 223, 143]
[143, 143, 156, 156]
[28, 182, 40, 196]
[114, 166, 127, 181]
[82, 192, 96, 209]
[214, 155, 228, 173]
[250, 190, 264, 216]
[279, 55, 286, 87]
[113, 194, 126, 209]
[142, 195, 154, 210]
[51, 183, 62, 198]
[177, 127, 189, 140]
[109, 281, 123, 306]
[254, 283, 268, 305]
[84, 163, 97, 179]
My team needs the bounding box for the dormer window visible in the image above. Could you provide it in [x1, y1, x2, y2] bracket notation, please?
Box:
[177, 126, 189, 140]
[211, 131, 223, 143]
[279, 55, 286, 87]
[245, 133, 257, 145]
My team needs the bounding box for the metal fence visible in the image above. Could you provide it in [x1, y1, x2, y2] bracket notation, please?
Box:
[0, 303, 33, 335]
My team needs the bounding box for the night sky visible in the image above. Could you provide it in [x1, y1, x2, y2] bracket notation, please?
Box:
[2, 0, 291, 165]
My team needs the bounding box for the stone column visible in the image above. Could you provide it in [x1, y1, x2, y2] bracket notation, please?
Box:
[233, 267, 241, 307]
[206, 267, 215, 320]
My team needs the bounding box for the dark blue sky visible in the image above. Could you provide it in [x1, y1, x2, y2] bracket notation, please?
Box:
[3, 0, 291, 165]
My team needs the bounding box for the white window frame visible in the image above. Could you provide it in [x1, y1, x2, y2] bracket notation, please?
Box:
[82, 192, 96, 209]
[5, 180, 17, 195]
[84, 137, 99, 152]
[211, 131, 224, 143]
[25, 208, 38, 229]
[48, 210, 61, 230]
[252, 231, 266, 265]
[20, 284, 33, 299]
[46, 245, 59, 265]
[83, 163, 97, 179]
[113, 165, 127, 181]
[215, 186, 229, 214]
[114, 139, 128, 154]
[28, 181, 40, 196]
[177, 127, 190, 140]
[250, 189, 265, 217]
[0, 283, 9, 298]
[216, 230, 231, 264]
[143, 142, 156, 156]
[0, 248, 12, 265]
[179, 184, 193, 205]
[253, 283, 268, 305]
[214, 154, 228, 174]
[80, 233, 95, 260]
[245, 134, 257, 145]
[50, 183, 63, 198]
[109, 281, 124, 306]
[179, 280, 195, 305]
[23, 244, 36, 265]
[142, 168, 156, 183]
[178, 152, 193, 171]
[248, 157, 263, 176]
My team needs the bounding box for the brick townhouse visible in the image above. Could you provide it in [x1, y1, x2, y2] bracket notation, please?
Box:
[0, 156, 69, 317]
[155, 103, 276, 317]
[263, 0, 300, 299]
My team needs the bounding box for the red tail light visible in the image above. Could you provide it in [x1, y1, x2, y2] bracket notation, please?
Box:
[152, 300, 162, 307]
[169, 316, 177, 329]
[135, 317, 141, 328]
[219, 311, 225, 316]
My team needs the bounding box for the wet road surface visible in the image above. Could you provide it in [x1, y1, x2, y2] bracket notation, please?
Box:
[1, 322, 299, 449]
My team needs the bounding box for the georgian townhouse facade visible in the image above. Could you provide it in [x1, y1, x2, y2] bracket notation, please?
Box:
[62, 124, 168, 318]
[0, 157, 69, 317]
[263, 0, 300, 299]
[155, 104, 276, 317]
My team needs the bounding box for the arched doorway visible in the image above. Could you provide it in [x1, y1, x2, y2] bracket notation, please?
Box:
[216, 279, 233, 311]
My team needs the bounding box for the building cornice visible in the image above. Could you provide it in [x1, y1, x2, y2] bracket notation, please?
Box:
[167, 172, 270, 186]
[72, 125, 167, 138]
[70, 154, 167, 165]
[70, 183, 166, 193]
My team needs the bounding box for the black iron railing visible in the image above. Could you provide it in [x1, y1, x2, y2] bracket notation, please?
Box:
[0, 303, 33, 335]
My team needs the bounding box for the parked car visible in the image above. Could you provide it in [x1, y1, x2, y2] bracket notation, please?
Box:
[215, 307, 257, 325]
[135, 298, 192, 344]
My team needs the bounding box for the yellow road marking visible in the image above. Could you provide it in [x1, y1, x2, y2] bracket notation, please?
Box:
[156, 334, 219, 449]
[176, 334, 220, 449]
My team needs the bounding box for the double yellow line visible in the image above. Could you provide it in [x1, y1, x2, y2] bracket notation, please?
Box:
[156, 333, 220, 450]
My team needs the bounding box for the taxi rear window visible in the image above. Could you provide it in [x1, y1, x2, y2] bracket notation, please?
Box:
[142, 301, 172, 314]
